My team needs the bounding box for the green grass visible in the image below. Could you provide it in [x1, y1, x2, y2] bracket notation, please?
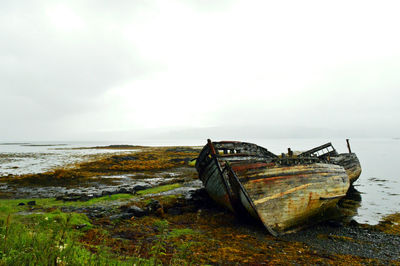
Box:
[0, 194, 135, 217]
[85, 193, 134, 204]
[33, 209, 92, 229]
[168, 228, 197, 238]
[136, 184, 182, 196]
[0, 213, 145, 265]
[0, 190, 192, 265]
[0, 186, 181, 215]
[0, 205, 163, 265]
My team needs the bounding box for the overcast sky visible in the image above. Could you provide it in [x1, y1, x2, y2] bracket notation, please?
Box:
[1, 0, 399, 142]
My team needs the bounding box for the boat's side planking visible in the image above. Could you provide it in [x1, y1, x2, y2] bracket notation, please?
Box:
[196, 142, 236, 212]
[331, 153, 362, 184]
[236, 163, 350, 233]
[200, 157, 235, 212]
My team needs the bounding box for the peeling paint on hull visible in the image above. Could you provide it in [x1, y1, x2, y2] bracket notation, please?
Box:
[331, 153, 362, 184]
[238, 163, 349, 233]
[196, 140, 356, 235]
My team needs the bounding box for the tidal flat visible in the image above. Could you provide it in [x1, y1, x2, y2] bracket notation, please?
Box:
[0, 145, 399, 265]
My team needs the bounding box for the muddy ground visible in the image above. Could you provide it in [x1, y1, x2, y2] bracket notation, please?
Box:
[1, 146, 399, 265]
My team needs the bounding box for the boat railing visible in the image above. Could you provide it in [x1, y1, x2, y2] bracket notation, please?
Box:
[212, 141, 278, 159]
[196, 140, 283, 171]
[298, 142, 338, 159]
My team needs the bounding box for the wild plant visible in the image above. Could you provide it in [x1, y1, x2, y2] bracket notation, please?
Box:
[149, 219, 169, 265]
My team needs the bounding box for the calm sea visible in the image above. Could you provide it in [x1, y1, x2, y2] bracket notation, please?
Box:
[0, 138, 399, 225]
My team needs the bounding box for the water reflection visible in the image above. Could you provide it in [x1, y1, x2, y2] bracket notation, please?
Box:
[336, 186, 362, 223]
[315, 186, 363, 226]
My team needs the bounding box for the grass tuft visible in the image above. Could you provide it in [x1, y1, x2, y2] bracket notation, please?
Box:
[137, 184, 181, 196]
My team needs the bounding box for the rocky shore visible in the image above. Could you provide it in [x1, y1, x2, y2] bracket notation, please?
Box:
[1, 146, 399, 264]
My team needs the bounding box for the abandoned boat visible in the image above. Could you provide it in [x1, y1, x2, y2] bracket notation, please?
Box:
[195, 139, 360, 235]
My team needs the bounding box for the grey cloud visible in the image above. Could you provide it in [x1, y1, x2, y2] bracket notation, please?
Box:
[0, 2, 153, 112]
[0, 1, 160, 140]
[0, 1, 399, 141]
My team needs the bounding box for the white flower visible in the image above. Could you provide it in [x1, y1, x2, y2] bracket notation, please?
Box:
[58, 243, 68, 251]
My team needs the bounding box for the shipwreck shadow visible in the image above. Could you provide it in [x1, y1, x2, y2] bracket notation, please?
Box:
[319, 186, 362, 226]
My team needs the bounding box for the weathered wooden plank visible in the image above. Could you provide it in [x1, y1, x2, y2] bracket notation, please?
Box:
[203, 161, 234, 212]
[330, 153, 362, 184]
[238, 163, 349, 233]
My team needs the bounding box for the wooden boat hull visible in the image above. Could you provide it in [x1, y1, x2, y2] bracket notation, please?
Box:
[196, 140, 353, 235]
[331, 153, 362, 184]
[237, 163, 349, 233]
[199, 156, 235, 213]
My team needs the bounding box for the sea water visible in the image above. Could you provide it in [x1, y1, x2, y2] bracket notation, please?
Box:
[0, 141, 135, 176]
[0, 138, 399, 225]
